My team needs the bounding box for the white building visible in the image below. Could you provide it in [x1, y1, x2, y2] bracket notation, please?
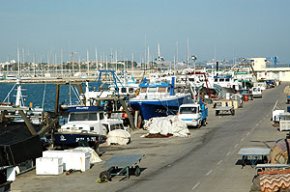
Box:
[249, 58, 290, 82]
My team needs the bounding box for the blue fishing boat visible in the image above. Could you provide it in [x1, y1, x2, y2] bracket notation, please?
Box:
[128, 77, 193, 121]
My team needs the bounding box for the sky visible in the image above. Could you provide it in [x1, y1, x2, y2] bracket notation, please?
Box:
[0, 0, 290, 64]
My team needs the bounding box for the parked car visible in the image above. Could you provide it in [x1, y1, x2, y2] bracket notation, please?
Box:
[252, 87, 263, 98]
[265, 80, 276, 88]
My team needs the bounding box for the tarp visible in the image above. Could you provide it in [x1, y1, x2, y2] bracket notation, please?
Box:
[143, 115, 190, 137]
[106, 129, 131, 146]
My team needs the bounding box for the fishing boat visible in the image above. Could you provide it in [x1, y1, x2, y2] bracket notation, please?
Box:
[84, 70, 139, 106]
[53, 105, 125, 149]
[0, 81, 52, 177]
[128, 76, 193, 121]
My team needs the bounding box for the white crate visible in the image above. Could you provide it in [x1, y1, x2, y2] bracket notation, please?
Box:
[36, 157, 63, 175]
[43, 150, 91, 172]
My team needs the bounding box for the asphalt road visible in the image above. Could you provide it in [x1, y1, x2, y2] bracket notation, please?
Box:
[11, 83, 288, 192]
[115, 83, 288, 192]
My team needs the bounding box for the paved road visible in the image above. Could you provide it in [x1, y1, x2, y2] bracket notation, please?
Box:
[115, 84, 288, 192]
[11, 83, 288, 192]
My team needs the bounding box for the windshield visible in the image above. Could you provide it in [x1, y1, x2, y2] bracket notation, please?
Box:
[69, 112, 99, 121]
[180, 107, 197, 114]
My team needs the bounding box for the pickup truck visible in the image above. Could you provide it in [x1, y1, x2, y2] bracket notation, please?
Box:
[177, 102, 208, 128]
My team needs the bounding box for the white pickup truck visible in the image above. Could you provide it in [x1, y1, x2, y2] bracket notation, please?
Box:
[177, 102, 208, 128]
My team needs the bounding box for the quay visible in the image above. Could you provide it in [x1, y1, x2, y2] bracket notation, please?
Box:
[10, 83, 289, 191]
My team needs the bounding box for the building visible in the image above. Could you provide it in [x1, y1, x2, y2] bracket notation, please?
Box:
[249, 58, 290, 82]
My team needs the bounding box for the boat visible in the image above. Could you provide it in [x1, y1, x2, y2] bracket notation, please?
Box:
[206, 73, 241, 91]
[128, 76, 193, 121]
[53, 105, 125, 149]
[84, 70, 139, 106]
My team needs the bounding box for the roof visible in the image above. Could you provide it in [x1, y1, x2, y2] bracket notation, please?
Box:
[65, 106, 104, 113]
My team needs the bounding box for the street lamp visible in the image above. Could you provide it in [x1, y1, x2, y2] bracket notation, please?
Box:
[191, 55, 197, 73]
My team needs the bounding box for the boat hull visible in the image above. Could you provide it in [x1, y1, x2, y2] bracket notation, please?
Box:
[129, 94, 193, 120]
[53, 132, 106, 148]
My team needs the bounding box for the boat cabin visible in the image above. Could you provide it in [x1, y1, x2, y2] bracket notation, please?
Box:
[59, 106, 124, 136]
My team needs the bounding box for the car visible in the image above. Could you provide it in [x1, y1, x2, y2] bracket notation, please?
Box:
[252, 87, 262, 98]
[265, 80, 276, 88]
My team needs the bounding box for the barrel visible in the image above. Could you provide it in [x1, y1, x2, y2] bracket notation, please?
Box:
[243, 94, 249, 102]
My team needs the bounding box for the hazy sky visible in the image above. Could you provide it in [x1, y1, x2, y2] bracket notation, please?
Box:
[0, 0, 290, 64]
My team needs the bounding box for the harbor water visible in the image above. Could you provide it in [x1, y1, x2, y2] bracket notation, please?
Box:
[0, 83, 81, 111]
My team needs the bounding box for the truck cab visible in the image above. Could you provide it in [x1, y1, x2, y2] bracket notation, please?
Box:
[178, 102, 208, 128]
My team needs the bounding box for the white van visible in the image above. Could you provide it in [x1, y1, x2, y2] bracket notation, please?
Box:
[252, 87, 262, 98]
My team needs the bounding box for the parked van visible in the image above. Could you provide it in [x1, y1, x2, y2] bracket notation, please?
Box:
[252, 87, 263, 98]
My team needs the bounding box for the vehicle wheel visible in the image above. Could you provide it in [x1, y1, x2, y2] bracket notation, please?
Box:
[231, 110, 235, 116]
[215, 111, 219, 116]
[99, 171, 111, 182]
[134, 166, 141, 176]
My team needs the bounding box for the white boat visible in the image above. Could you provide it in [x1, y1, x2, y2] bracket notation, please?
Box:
[0, 79, 44, 125]
[53, 106, 125, 148]
[84, 70, 139, 106]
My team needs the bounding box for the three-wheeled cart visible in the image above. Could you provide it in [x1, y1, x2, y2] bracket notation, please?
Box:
[215, 106, 235, 116]
[99, 154, 144, 182]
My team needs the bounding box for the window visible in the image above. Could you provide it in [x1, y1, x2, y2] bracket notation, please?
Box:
[180, 107, 197, 114]
[148, 87, 157, 93]
[99, 113, 104, 120]
[158, 87, 167, 93]
[121, 87, 127, 93]
[140, 87, 147, 93]
[69, 113, 88, 121]
[88, 113, 98, 120]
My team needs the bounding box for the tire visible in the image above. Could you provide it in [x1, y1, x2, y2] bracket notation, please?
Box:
[231, 110, 235, 116]
[134, 166, 141, 177]
[99, 171, 111, 182]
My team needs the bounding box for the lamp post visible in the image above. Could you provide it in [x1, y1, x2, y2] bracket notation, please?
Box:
[191, 55, 197, 73]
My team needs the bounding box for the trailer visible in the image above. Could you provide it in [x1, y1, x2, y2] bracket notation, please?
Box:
[99, 154, 144, 182]
[215, 106, 235, 116]
[238, 147, 270, 167]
